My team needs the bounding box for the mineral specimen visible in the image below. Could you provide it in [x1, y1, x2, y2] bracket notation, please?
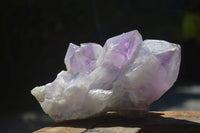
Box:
[31, 30, 181, 121]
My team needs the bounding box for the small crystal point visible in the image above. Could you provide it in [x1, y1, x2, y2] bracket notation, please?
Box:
[64, 43, 102, 74]
[31, 30, 181, 121]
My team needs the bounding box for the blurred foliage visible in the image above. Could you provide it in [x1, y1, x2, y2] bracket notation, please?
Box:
[183, 13, 200, 43]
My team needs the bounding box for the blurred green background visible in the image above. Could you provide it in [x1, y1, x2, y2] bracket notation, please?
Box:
[1, 0, 200, 132]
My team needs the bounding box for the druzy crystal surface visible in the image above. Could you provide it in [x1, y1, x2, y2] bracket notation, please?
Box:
[31, 30, 181, 121]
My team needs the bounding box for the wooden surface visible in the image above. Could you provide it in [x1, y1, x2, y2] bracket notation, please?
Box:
[34, 111, 200, 133]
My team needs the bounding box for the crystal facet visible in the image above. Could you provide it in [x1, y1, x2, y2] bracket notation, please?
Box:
[31, 30, 181, 121]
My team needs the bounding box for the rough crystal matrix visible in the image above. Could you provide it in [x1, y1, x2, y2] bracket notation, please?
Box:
[31, 30, 181, 121]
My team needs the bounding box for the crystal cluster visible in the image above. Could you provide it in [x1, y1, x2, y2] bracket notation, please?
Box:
[31, 30, 181, 121]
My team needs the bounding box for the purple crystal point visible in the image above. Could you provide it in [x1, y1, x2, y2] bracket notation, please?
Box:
[97, 30, 142, 68]
[89, 30, 143, 90]
[64, 43, 79, 72]
[31, 30, 181, 121]
[121, 40, 181, 104]
[65, 43, 102, 74]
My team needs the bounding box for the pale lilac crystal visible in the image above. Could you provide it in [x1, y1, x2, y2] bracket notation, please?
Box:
[89, 30, 142, 90]
[64, 43, 102, 74]
[31, 30, 181, 121]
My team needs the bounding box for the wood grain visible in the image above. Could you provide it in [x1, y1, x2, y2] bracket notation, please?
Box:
[34, 111, 200, 133]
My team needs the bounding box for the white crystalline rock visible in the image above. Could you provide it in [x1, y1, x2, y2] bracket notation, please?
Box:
[31, 30, 181, 121]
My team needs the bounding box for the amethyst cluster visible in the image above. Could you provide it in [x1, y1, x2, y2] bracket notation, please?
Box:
[31, 30, 181, 121]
